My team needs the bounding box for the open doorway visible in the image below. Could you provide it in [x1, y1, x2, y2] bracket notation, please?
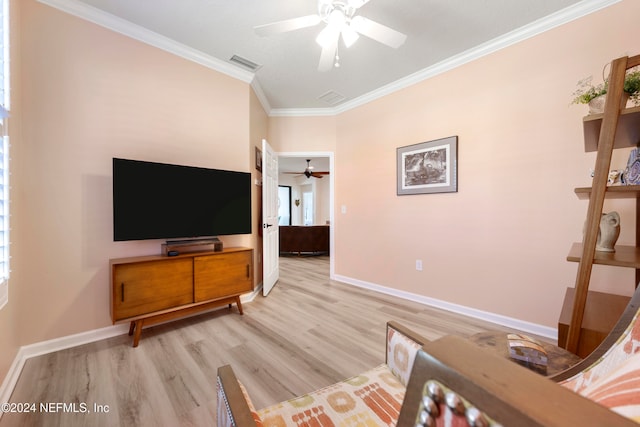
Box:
[277, 153, 334, 277]
[278, 185, 292, 225]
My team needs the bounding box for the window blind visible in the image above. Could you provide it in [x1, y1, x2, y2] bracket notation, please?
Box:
[0, 0, 10, 308]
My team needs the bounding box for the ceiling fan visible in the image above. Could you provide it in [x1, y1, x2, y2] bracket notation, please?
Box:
[284, 159, 330, 179]
[254, 0, 407, 72]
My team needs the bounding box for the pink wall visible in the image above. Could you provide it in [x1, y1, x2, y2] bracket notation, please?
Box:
[333, 0, 640, 327]
[268, 116, 337, 153]
[0, 297, 15, 387]
[0, 0, 260, 380]
[2, 0, 639, 384]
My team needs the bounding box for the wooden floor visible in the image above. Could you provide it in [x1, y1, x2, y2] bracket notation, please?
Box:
[1, 256, 529, 427]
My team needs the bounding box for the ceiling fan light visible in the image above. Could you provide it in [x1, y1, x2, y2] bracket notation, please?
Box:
[341, 25, 359, 48]
[327, 9, 346, 27]
[316, 24, 339, 48]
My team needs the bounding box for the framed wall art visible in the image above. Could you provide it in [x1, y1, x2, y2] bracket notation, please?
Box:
[255, 147, 262, 172]
[397, 136, 458, 195]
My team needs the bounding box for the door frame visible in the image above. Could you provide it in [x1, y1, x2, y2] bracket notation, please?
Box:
[278, 151, 335, 278]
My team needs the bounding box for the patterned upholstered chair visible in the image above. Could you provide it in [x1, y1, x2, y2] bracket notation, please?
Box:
[217, 321, 428, 427]
[551, 282, 640, 422]
[398, 285, 640, 427]
[219, 289, 640, 426]
[398, 335, 638, 427]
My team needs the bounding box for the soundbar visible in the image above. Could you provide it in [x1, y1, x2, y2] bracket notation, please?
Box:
[161, 237, 223, 256]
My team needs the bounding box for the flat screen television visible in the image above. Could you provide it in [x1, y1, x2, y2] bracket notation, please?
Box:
[113, 158, 252, 241]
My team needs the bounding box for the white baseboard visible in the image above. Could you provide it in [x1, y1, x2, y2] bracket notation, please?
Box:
[332, 274, 558, 340]
[0, 277, 553, 412]
[242, 283, 262, 302]
[0, 285, 265, 410]
[0, 323, 130, 410]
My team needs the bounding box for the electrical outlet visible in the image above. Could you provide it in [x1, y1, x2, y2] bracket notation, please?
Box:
[416, 260, 423, 271]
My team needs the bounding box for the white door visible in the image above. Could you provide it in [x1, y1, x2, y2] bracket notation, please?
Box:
[262, 139, 279, 296]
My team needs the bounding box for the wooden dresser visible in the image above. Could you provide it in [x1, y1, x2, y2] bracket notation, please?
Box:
[279, 225, 329, 255]
[110, 247, 253, 346]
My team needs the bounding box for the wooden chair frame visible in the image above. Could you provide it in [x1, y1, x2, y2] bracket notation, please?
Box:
[397, 336, 637, 426]
[218, 286, 640, 426]
[552, 280, 640, 382]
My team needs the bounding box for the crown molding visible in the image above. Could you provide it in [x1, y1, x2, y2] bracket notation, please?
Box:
[37, 0, 619, 118]
[250, 79, 272, 113]
[269, 107, 338, 118]
[36, 0, 255, 85]
[271, 0, 621, 117]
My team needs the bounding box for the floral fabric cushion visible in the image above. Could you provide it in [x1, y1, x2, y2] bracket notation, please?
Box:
[238, 381, 265, 427]
[217, 377, 264, 427]
[256, 364, 405, 427]
[576, 352, 640, 422]
[560, 309, 640, 421]
[561, 309, 640, 393]
[386, 326, 423, 387]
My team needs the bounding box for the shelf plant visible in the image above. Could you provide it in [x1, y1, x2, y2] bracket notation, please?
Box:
[571, 67, 640, 107]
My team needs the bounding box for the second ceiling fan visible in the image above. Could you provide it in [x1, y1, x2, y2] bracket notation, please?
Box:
[284, 159, 330, 179]
[254, 0, 407, 71]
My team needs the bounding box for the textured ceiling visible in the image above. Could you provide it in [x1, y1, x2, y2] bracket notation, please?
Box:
[45, 0, 616, 114]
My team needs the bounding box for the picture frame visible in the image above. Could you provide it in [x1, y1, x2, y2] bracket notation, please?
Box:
[255, 147, 262, 172]
[397, 136, 458, 195]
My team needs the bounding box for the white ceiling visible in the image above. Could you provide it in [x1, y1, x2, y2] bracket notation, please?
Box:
[278, 156, 330, 174]
[45, 0, 616, 115]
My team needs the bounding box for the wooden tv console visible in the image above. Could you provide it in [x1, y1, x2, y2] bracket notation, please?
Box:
[110, 247, 253, 347]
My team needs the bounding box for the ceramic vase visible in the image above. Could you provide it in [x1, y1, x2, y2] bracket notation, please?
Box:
[596, 211, 620, 252]
[588, 92, 630, 114]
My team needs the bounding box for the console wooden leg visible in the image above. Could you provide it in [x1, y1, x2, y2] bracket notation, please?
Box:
[132, 320, 144, 347]
[236, 296, 244, 315]
[128, 321, 135, 336]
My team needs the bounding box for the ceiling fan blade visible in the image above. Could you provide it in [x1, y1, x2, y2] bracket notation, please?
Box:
[318, 35, 338, 72]
[351, 16, 407, 49]
[254, 15, 322, 36]
[310, 171, 330, 178]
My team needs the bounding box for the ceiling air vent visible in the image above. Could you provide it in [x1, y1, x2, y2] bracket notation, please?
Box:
[229, 55, 262, 72]
[318, 90, 346, 106]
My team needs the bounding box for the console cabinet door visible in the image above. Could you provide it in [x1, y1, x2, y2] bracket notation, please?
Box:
[194, 251, 253, 302]
[112, 258, 193, 321]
